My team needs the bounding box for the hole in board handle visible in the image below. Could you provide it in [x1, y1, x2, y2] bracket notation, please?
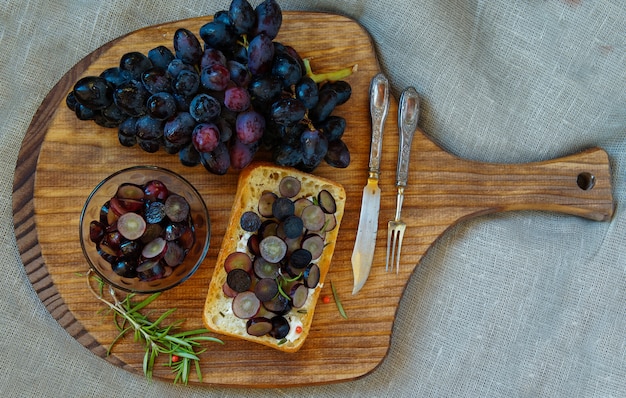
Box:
[576, 172, 595, 190]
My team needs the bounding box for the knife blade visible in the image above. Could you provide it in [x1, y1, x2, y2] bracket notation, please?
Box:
[351, 73, 390, 295]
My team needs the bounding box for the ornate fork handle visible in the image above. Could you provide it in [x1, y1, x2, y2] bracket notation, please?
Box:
[396, 87, 420, 188]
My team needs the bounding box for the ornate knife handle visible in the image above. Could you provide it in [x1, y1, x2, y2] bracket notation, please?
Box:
[368, 73, 390, 177]
[396, 87, 420, 187]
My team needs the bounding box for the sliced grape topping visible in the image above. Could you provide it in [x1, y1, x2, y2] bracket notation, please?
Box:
[87, 179, 196, 281]
[222, 174, 340, 341]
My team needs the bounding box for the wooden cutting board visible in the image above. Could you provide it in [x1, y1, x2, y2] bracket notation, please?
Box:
[12, 12, 614, 387]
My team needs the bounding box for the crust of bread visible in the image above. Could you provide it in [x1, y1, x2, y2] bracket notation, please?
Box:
[202, 162, 346, 353]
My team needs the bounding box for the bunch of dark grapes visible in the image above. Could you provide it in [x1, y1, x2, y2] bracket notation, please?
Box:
[65, 0, 354, 175]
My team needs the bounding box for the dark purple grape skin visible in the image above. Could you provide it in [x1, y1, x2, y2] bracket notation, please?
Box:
[119, 52, 152, 80]
[135, 115, 164, 141]
[272, 55, 302, 89]
[200, 48, 227, 69]
[65, 91, 78, 111]
[230, 138, 258, 170]
[236, 109, 265, 144]
[189, 93, 221, 123]
[118, 117, 138, 138]
[324, 139, 350, 168]
[227, 60, 251, 87]
[118, 130, 137, 147]
[270, 98, 306, 126]
[141, 67, 172, 94]
[167, 58, 196, 79]
[269, 316, 290, 339]
[200, 64, 230, 91]
[113, 80, 149, 117]
[146, 92, 177, 120]
[213, 10, 231, 25]
[224, 86, 251, 112]
[247, 33, 274, 76]
[228, 0, 256, 35]
[137, 137, 161, 153]
[163, 111, 195, 145]
[75, 104, 97, 120]
[323, 81, 352, 105]
[200, 142, 231, 175]
[199, 20, 238, 51]
[179, 143, 201, 167]
[318, 115, 346, 142]
[73, 76, 113, 110]
[272, 143, 302, 167]
[300, 128, 328, 171]
[253, 0, 282, 39]
[309, 89, 338, 123]
[100, 67, 132, 87]
[172, 70, 200, 97]
[147, 45, 175, 69]
[248, 75, 282, 113]
[101, 103, 127, 125]
[173, 28, 203, 65]
[192, 123, 220, 153]
[295, 76, 319, 109]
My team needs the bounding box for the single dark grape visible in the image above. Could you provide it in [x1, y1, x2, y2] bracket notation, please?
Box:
[247, 33, 274, 76]
[272, 54, 302, 89]
[192, 123, 220, 153]
[230, 138, 258, 169]
[324, 138, 350, 168]
[228, 43, 248, 65]
[137, 137, 161, 153]
[200, 64, 230, 91]
[216, 117, 234, 142]
[300, 128, 328, 171]
[162, 138, 184, 154]
[213, 10, 231, 25]
[118, 117, 138, 138]
[135, 115, 164, 141]
[147, 45, 175, 69]
[118, 130, 137, 147]
[141, 67, 172, 94]
[318, 115, 346, 141]
[173, 28, 203, 65]
[295, 76, 319, 109]
[236, 109, 265, 144]
[272, 143, 302, 167]
[253, 0, 282, 39]
[94, 112, 121, 128]
[100, 67, 132, 87]
[73, 76, 113, 110]
[270, 98, 306, 126]
[200, 142, 231, 175]
[240, 211, 262, 232]
[228, 0, 256, 35]
[75, 104, 96, 120]
[309, 89, 338, 123]
[189, 93, 221, 123]
[200, 47, 227, 69]
[199, 20, 238, 51]
[146, 92, 177, 120]
[179, 143, 201, 167]
[224, 86, 251, 112]
[323, 81, 352, 105]
[173, 69, 200, 97]
[65, 91, 78, 111]
[227, 60, 251, 87]
[113, 80, 149, 117]
[163, 111, 195, 145]
[119, 52, 152, 80]
[101, 103, 127, 125]
[248, 75, 282, 112]
[167, 58, 196, 79]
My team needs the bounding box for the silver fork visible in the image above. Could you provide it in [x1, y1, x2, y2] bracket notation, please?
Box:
[386, 87, 420, 273]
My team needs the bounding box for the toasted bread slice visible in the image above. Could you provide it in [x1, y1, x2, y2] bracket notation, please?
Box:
[202, 162, 346, 352]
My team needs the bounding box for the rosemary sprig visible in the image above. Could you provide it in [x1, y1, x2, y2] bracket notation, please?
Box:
[330, 279, 347, 319]
[86, 272, 223, 384]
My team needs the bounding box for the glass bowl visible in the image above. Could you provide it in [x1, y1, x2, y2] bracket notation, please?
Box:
[79, 166, 210, 293]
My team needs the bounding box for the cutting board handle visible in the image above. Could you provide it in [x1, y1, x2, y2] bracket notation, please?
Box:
[416, 144, 615, 222]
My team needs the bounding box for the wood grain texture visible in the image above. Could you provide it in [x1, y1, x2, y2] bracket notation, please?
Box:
[12, 12, 614, 387]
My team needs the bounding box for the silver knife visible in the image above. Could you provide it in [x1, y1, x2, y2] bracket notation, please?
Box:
[351, 73, 390, 295]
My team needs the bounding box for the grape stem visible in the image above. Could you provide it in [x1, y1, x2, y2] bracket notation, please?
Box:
[303, 58, 358, 83]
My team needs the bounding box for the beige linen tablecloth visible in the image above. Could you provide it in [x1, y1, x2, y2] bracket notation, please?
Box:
[1, 0, 625, 396]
